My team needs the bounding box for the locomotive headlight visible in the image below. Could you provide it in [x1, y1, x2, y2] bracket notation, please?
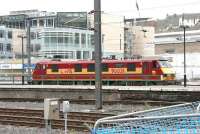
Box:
[161, 75, 163, 80]
[163, 74, 175, 80]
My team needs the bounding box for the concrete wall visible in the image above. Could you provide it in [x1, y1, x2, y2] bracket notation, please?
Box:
[89, 14, 124, 59]
[155, 42, 200, 55]
[12, 29, 26, 55]
[125, 26, 155, 57]
[101, 14, 124, 59]
[0, 87, 120, 101]
[0, 86, 199, 102]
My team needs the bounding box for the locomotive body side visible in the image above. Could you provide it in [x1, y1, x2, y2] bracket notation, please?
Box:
[32, 59, 176, 85]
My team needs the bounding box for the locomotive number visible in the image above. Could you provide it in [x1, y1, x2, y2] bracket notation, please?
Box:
[60, 69, 73, 74]
[111, 68, 125, 74]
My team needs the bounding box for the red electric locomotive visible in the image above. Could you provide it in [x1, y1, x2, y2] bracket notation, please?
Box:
[32, 58, 176, 85]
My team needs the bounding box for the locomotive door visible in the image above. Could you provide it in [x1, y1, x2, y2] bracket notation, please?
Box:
[142, 62, 151, 74]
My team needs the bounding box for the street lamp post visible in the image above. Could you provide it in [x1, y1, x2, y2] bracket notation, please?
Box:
[26, 18, 31, 84]
[183, 26, 187, 87]
[18, 35, 26, 85]
[180, 14, 189, 87]
[180, 25, 189, 87]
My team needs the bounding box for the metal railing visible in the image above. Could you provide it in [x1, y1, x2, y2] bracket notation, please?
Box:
[0, 74, 31, 85]
[93, 101, 200, 134]
[93, 114, 200, 134]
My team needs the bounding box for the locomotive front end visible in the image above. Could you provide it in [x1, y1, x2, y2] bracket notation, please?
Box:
[158, 60, 176, 82]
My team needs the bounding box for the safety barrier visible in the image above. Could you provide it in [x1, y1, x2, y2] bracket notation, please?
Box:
[93, 101, 200, 134]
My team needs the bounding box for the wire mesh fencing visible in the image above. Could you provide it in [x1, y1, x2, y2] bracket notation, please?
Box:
[93, 101, 200, 134]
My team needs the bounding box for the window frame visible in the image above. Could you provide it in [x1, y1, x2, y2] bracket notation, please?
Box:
[51, 64, 59, 72]
[127, 63, 136, 71]
[8, 31, 12, 39]
[102, 63, 108, 72]
[87, 64, 95, 72]
[75, 33, 80, 44]
[115, 63, 124, 68]
[74, 64, 82, 72]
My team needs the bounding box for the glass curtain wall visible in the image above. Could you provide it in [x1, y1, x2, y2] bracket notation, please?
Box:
[42, 30, 94, 59]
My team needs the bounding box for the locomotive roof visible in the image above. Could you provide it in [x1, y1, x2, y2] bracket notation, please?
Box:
[36, 58, 165, 64]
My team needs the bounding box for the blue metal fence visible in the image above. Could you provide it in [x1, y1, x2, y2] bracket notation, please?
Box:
[93, 101, 200, 134]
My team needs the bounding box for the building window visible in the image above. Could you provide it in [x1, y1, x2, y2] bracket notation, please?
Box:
[76, 51, 81, 59]
[92, 51, 95, 60]
[20, 22, 25, 29]
[83, 51, 89, 59]
[64, 36, 69, 44]
[32, 20, 37, 27]
[37, 32, 41, 39]
[91, 35, 95, 46]
[0, 30, 4, 38]
[127, 63, 136, 71]
[0, 43, 3, 51]
[64, 51, 73, 59]
[35, 44, 41, 52]
[69, 34, 73, 44]
[81, 33, 86, 45]
[87, 64, 95, 72]
[31, 32, 36, 39]
[58, 37, 63, 43]
[47, 19, 53, 27]
[39, 19, 44, 27]
[51, 64, 58, 72]
[88, 34, 91, 46]
[102, 63, 108, 72]
[6, 44, 11, 52]
[75, 33, 79, 44]
[51, 37, 57, 43]
[74, 64, 82, 72]
[8, 31, 12, 39]
[45, 37, 50, 43]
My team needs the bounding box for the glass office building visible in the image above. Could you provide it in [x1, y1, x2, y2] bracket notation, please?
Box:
[40, 28, 94, 59]
[0, 11, 88, 29]
[0, 26, 13, 58]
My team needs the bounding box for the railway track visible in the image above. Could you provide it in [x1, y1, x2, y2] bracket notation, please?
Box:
[0, 108, 114, 132]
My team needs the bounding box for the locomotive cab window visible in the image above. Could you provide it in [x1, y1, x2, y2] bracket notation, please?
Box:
[102, 64, 108, 72]
[159, 60, 172, 68]
[42, 65, 46, 70]
[75, 64, 82, 72]
[87, 64, 95, 72]
[152, 61, 159, 69]
[127, 63, 136, 71]
[51, 64, 58, 72]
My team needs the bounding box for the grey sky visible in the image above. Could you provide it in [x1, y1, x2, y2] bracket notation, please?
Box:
[1, 0, 200, 19]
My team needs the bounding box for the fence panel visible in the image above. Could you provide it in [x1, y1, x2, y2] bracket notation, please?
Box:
[93, 101, 200, 134]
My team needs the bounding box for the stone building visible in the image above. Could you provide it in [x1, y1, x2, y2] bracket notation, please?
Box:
[155, 30, 200, 54]
[124, 21, 155, 58]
